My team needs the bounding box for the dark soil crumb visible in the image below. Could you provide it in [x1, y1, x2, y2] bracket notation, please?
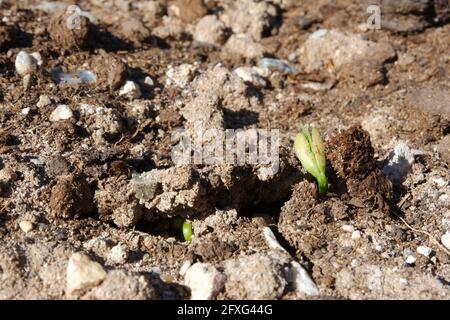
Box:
[49, 173, 94, 219]
[327, 125, 376, 181]
[91, 51, 127, 90]
[0, 24, 15, 52]
[48, 12, 92, 51]
[327, 125, 393, 215]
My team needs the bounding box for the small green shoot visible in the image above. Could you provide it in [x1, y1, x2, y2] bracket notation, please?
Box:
[182, 221, 193, 242]
[294, 125, 328, 196]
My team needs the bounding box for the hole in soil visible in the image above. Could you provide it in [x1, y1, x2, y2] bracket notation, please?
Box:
[239, 197, 287, 223]
[135, 217, 187, 242]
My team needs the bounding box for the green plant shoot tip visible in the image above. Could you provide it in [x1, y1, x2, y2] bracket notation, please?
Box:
[294, 125, 328, 196]
[182, 221, 193, 242]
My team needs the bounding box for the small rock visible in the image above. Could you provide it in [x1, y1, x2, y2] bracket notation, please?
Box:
[49, 105, 74, 122]
[66, 253, 107, 295]
[119, 17, 150, 45]
[287, 261, 319, 296]
[309, 28, 328, 39]
[21, 107, 30, 115]
[300, 81, 333, 91]
[441, 232, 450, 251]
[383, 142, 423, 185]
[15, 51, 37, 76]
[83, 237, 111, 257]
[351, 230, 362, 240]
[119, 81, 141, 99]
[234, 66, 266, 87]
[397, 53, 415, 66]
[297, 29, 395, 77]
[165, 64, 197, 89]
[193, 15, 227, 46]
[224, 253, 287, 299]
[144, 76, 154, 86]
[85, 270, 156, 300]
[184, 263, 226, 300]
[170, 0, 207, 24]
[223, 34, 265, 59]
[342, 224, 355, 233]
[108, 243, 129, 265]
[30, 52, 43, 66]
[37, 95, 51, 108]
[151, 16, 185, 40]
[19, 220, 33, 233]
[405, 255, 416, 265]
[263, 227, 289, 253]
[416, 245, 432, 257]
[399, 278, 409, 286]
[223, 0, 279, 41]
[179, 260, 192, 276]
[259, 57, 298, 75]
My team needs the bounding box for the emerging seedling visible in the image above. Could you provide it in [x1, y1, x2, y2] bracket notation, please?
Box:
[173, 218, 193, 242]
[182, 221, 193, 242]
[294, 125, 328, 196]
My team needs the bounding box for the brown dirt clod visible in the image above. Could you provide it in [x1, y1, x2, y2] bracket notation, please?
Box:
[48, 12, 92, 51]
[49, 173, 94, 219]
[91, 52, 127, 90]
[326, 125, 376, 181]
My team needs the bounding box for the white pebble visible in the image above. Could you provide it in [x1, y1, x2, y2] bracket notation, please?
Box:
[37, 95, 52, 108]
[441, 232, 450, 251]
[21, 107, 30, 115]
[263, 227, 289, 254]
[19, 220, 33, 233]
[416, 245, 432, 257]
[119, 81, 141, 99]
[184, 263, 226, 300]
[309, 28, 328, 40]
[144, 76, 154, 86]
[30, 52, 43, 66]
[165, 64, 197, 89]
[405, 255, 416, 265]
[234, 67, 266, 87]
[342, 224, 355, 233]
[383, 142, 423, 184]
[179, 260, 192, 276]
[351, 230, 362, 240]
[288, 261, 320, 296]
[432, 177, 447, 187]
[15, 51, 37, 76]
[66, 253, 107, 295]
[108, 243, 129, 265]
[49, 105, 73, 122]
